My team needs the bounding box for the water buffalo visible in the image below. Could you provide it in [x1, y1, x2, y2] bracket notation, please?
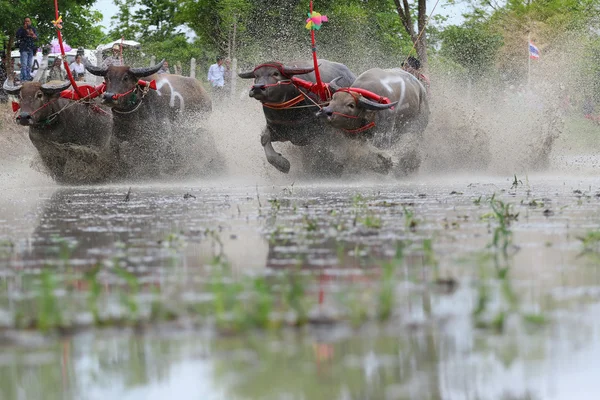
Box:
[238, 60, 356, 175]
[3, 79, 115, 184]
[318, 68, 429, 175]
[85, 60, 220, 179]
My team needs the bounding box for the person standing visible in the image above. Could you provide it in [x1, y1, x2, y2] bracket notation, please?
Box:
[47, 57, 65, 82]
[207, 56, 225, 90]
[70, 54, 86, 81]
[15, 17, 38, 82]
[158, 60, 170, 74]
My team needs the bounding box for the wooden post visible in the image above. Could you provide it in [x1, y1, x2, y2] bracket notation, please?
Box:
[190, 58, 196, 79]
[230, 58, 237, 99]
[176, 61, 182, 75]
[150, 55, 156, 67]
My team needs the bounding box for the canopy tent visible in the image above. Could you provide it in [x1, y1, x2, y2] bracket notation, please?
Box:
[96, 40, 141, 52]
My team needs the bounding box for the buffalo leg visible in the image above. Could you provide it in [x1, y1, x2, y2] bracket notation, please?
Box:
[261, 129, 291, 173]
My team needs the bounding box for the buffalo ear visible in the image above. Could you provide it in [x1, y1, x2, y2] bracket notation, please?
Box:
[238, 71, 255, 79]
[85, 60, 108, 77]
[3, 79, 22, 95]
[40, 80, 71, 95]
[130, 59, 165, 78]
[357, 97, 398, 111]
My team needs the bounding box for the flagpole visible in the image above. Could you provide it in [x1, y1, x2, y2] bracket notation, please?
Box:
[309, 0, 325, 100]
[527, 32, 531, 89]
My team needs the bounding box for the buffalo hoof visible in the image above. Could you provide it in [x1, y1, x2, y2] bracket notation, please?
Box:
[267, 153, 291, 173]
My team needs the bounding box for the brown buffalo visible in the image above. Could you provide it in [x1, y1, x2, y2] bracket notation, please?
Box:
[238, 60, 356, 175]
[3, 79, 115, 184]
[85, 60, 220, 179]
[318, 68, 429, 175]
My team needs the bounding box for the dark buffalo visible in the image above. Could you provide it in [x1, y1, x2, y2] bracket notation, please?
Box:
[85, 61, 220, 179]
[3, 79, 115, 184]
[238, 60, 356, 175]
[318, 68, 429, 175]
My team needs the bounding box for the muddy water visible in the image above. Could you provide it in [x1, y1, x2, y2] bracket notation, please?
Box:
[2, 174, 600, 399]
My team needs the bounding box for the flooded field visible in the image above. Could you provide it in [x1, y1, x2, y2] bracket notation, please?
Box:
[2, 172, 600, 399]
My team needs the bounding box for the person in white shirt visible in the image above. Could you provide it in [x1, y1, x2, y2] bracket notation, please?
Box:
[207, 56, 225, 89]
[69, 54, 85, 81]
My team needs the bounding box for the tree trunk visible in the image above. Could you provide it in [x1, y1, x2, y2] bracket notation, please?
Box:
[416, 0, 428, 70]
[393, 0, 428, 70]
[5, 36, 14, 81]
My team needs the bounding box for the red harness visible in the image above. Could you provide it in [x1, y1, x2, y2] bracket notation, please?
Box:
[331, 88, 392, 134]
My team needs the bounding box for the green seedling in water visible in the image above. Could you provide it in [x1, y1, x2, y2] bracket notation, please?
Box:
[114, 266, 140, 322]
[377, 261, 396, 321]
[286, 273, 308, 326]
[403, 206, 417, 231]
[488, 195, 518, 256]
[36, 269, 64, 332]
[511, 174, 523, 189]
[473, 196, 482, 205]
[523, 313, 547, 326]
[303, 215, 318, 232]
[268, 198, 281, 212]
[85, 264, 103, 326]
[578, 231, 600, 253]
[360, 212, 382, 229]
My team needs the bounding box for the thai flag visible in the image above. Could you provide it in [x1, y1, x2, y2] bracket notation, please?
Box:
[529, 41, 540, 59]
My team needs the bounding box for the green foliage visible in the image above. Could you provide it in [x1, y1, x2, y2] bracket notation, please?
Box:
[1, 0, 104, 49]
[440, 23, 503, 78]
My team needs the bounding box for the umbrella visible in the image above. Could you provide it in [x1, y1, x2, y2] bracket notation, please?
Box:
[96, 40, 141, 51]
[50, 38, 72, 54]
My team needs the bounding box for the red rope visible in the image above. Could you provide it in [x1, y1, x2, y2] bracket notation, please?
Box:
[262, 94, 305, 109]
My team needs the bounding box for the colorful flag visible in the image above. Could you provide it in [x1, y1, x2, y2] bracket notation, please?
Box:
[529, 41, 540, 59]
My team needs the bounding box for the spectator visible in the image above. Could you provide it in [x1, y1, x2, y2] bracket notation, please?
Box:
[47, 57, 65, 82]
[158, 60, 170, 74]
[207, 56, 225, 90]
[102, 44, 122, 68]
[15, 16, 38, 82]
[70, 54, 86, 81]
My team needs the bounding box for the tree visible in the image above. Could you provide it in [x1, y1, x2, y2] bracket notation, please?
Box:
[393, 0, 428, 69]
[133, 0, 179, 41]
[1, 0, 104, 77]
[440, 23, 503, 78]
[108, 0, 141, 40]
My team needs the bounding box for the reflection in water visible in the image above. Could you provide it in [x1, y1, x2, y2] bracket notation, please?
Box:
[2, 177, 600, 398]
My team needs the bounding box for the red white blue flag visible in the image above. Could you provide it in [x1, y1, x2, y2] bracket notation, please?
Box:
[529, 41, 540, 59]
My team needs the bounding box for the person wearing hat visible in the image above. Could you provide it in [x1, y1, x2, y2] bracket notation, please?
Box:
[102, 43, 123, 68]
[401, 55, 430, 93]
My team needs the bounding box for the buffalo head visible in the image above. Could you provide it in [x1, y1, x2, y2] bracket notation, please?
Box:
[85, 60, 164, 108]
[238, 62, 314, 103]
[317, 77, 397, 131]
[4, 79, 71, 126]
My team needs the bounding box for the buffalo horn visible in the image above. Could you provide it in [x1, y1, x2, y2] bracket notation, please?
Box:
[328, 77, 345, 93]
[282, 65, 315, 76]
[130, 59, 165, 78]
[357, 97, 399, 111]
[85, 60, 108, 77]
[238, 70, 255, 79]
[3, 79, 22, 95]
[40, 80, 72, 95]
